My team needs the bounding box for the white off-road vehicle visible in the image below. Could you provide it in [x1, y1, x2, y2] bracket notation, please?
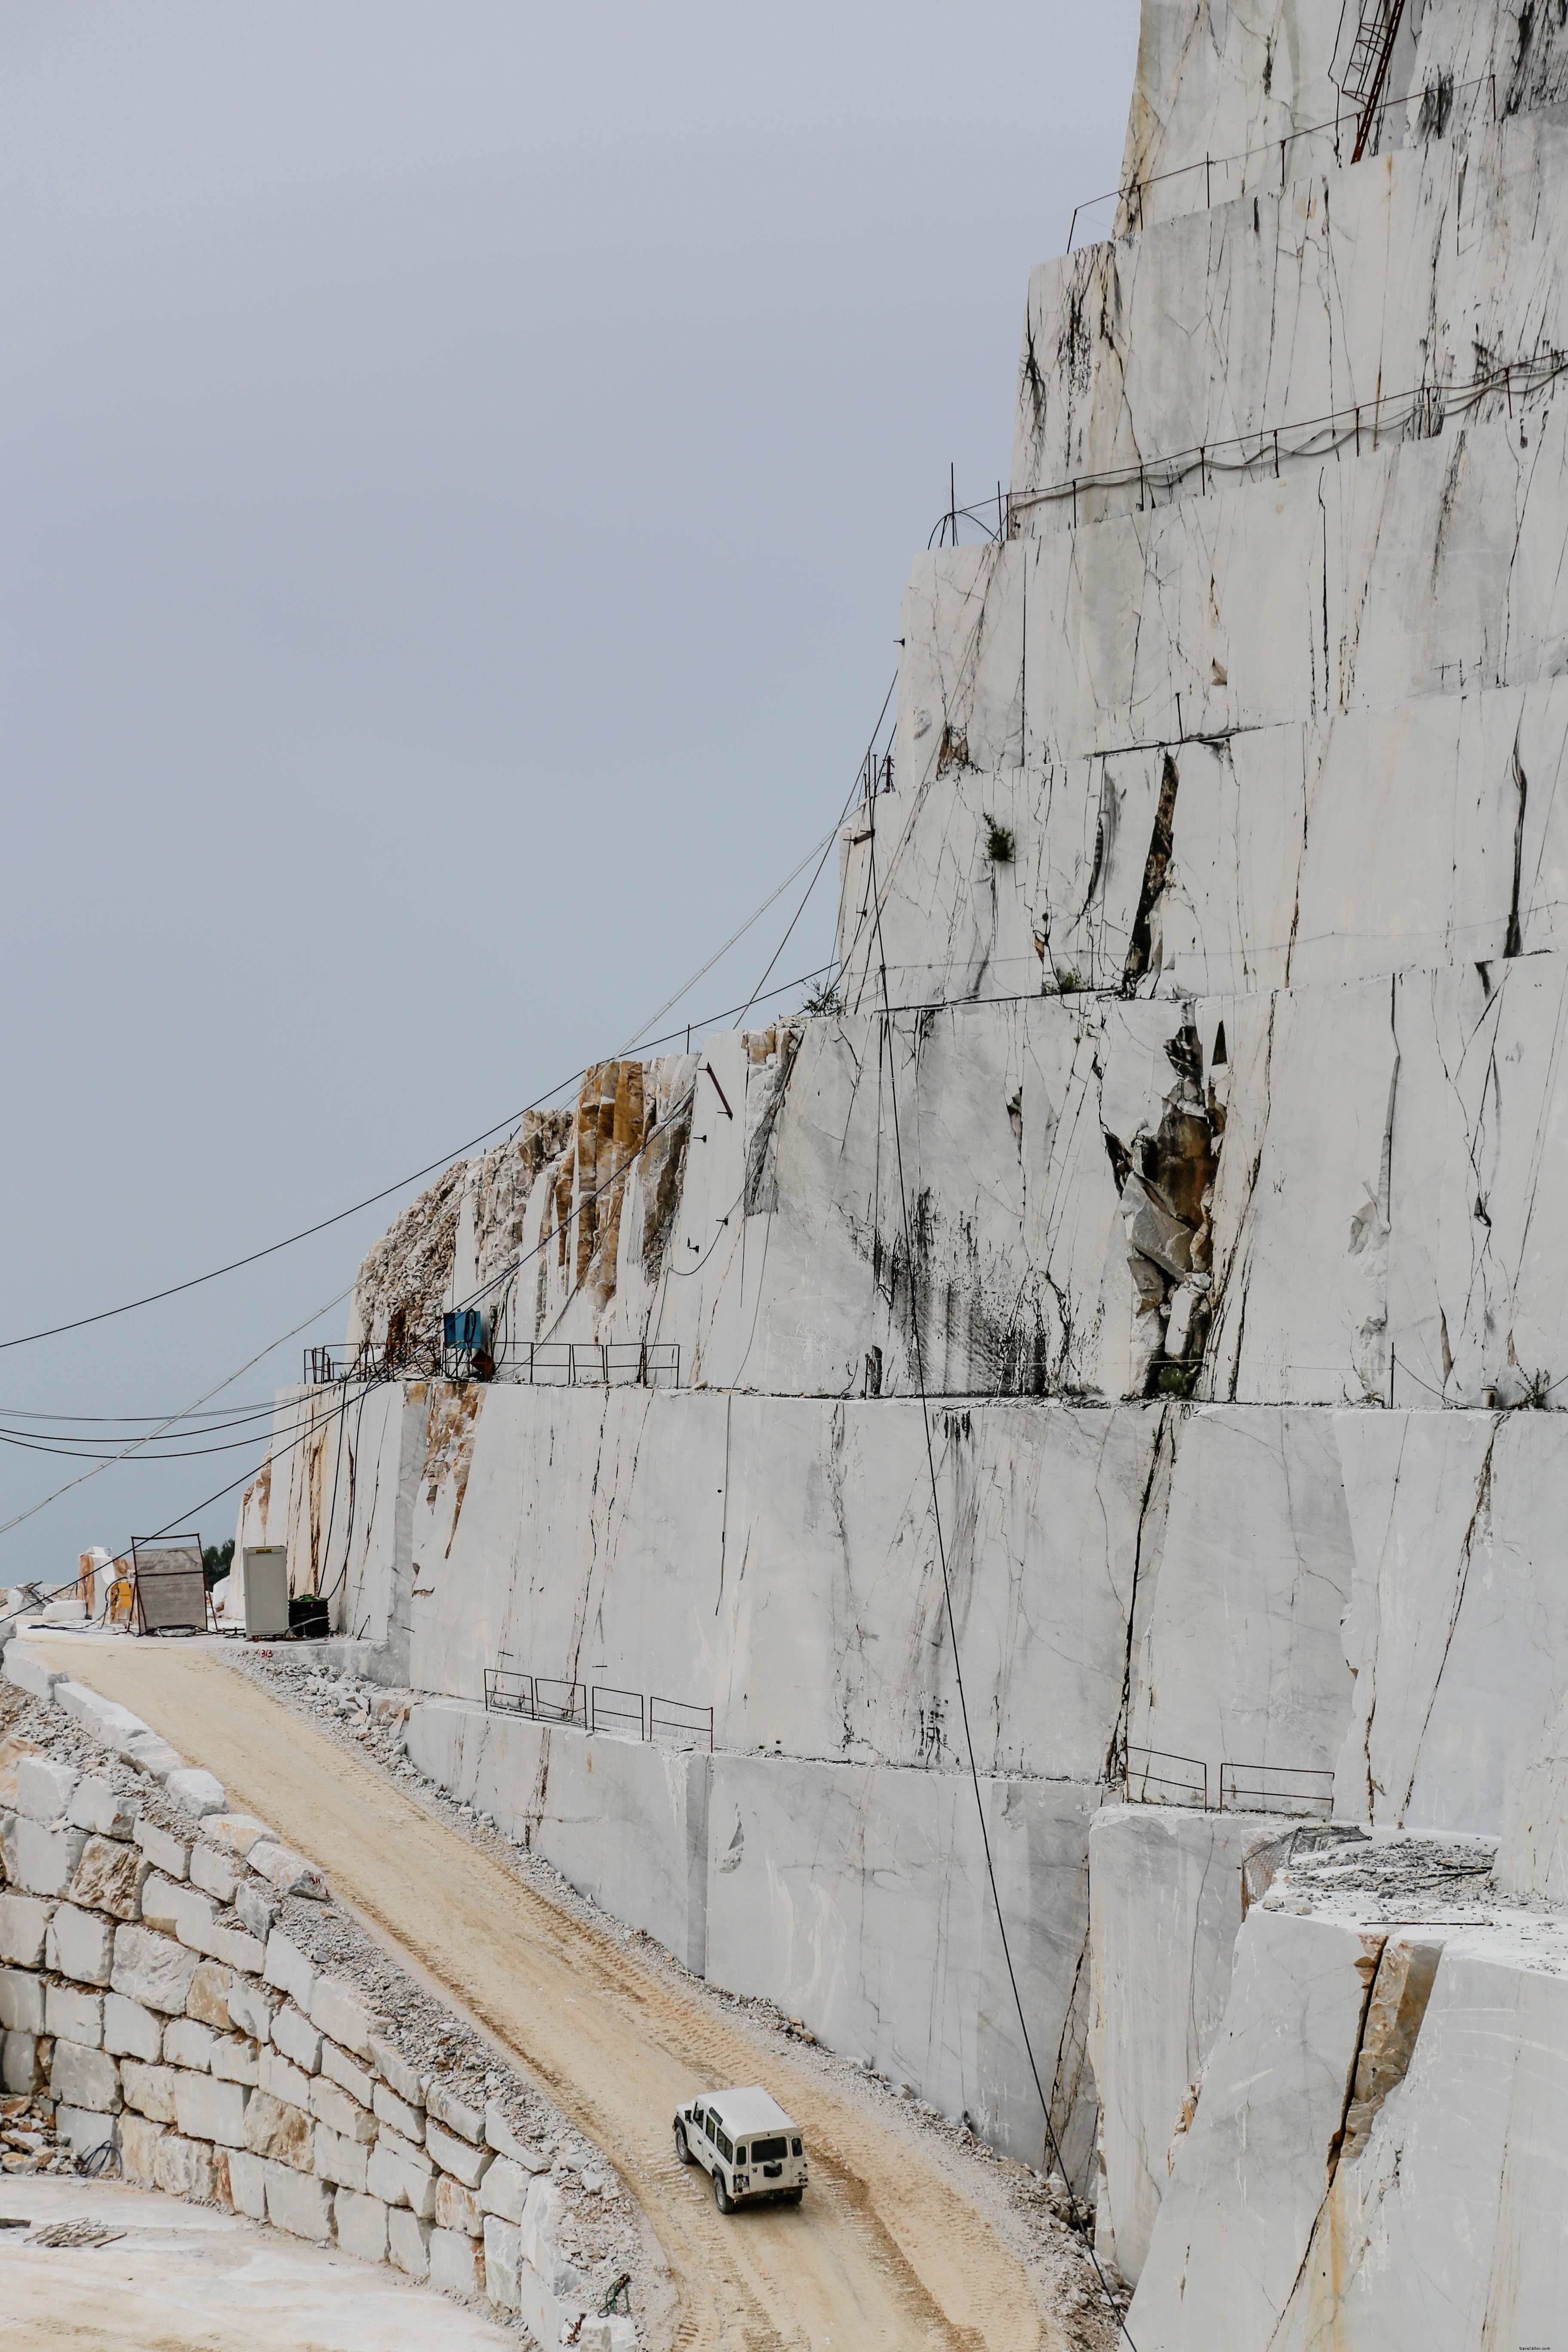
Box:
[673, 2086, 808, 2213]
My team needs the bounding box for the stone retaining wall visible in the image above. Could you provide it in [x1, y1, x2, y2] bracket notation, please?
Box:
[0, 1654, 633, 2350]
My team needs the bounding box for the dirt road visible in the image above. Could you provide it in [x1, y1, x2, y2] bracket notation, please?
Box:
[37, 1642, 1050, 2352]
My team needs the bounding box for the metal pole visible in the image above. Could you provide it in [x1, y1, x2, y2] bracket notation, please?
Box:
[1206, 152, 1212, 207]
[950, 461, 956, 546]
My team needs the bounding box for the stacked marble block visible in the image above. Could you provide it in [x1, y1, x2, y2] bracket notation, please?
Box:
[0, 1711, 629, 2349]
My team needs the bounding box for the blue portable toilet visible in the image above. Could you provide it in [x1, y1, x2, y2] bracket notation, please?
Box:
[444, 1308, 484, 1351]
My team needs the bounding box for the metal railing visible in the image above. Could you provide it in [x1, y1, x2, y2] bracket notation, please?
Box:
[650, 1695, 715, 1753]
[304, 1343, 388, 1385]
[1219, 1761, 1335, 1820]
[482, 1669, 588, 1727]
[589, 1685, 646, 1739]
[306, 1338, 680, 1389]
[493, 1341, 680, 1388]
[1066, 67, 1500, 250]
[1124, 1745, 1209, 1809]
[482, 1667, 713, 1753]
[1005, 346, 1568, 538]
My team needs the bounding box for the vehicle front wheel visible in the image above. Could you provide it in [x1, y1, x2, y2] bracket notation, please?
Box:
[714, 2170, 735, 2215]
[674, 2124, 692, 2165]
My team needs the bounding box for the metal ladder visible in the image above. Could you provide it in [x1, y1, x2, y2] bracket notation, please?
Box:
[1340, 0, 1408, 162]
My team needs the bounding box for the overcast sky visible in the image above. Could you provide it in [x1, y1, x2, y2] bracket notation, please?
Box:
[0, 3, 1139, 1579]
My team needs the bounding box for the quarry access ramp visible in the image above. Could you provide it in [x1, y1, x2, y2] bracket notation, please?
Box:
[34, 1639, 1049, 2352]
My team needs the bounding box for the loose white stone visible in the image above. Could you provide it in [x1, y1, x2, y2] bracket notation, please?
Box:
[249, 1841, 329, 1901]
[369, 2032, 424, 2107]
[153, 2131, 219, 2199]
[67, 1774, 138, 1838]
[45, 1902, 113, 1987]
[0, 1892, 50, 1968]
[2, 1650, 63, 1703]
[56, 2104, 120, 2158]
[173, 2070, 248, 2147]
[104, 1993, 163, 2062]
[207, 1924, 266, 1973]
[258, 2046, 312, 2107]
[425, 2115, 493, 2190]
[387, 2203, 432, 2278]
[314, 2122, 371, 2194]
[189, 1841, 239, 1904]
[134, 1819, 190, 1880]
[373, 2081, 423, 2142]
[271, 2001, 322, 2074]
[163, 2015, 215, 2071]
[244, 2088, 314, 2171]
[334, 2186, 388, 2261]
[210, 2033, 260, 2086]
[226, 1974, 277, 2042]
[118, 2109, 165, 2187]
[4, 1814, 87, 1899]
[50, 2038, 119, 2113]
[165, 1766, 227, 1818]
[477, 2156, 532, 2225]
[0, 1966, 46, 2035]
[14, 1755, 78, 1824]
[45, 1982, 104, 2049]
[434, 2174, 483, 2237]
[2, 2029, 44, 2094]
[429, 2225, 485, 2296]
[264, 2159, 334, 2242]
[308, 1975, 375, 2058]
[111, 1925, 200, 2014]
[309, 2073, 377, 2142]
[227, 2146, 269, 2219]
[262, 1929, 315, 2011]
[425, 2079, 484, 2143]
[368, 2133, 437, 2218]
[484, 2103, 545, 2168]
[481, 2214, 521, 2312]
[120, 2059, 179, 2122]
[319, 2039, 372, 2109]
[204, 1811, 272, 1857]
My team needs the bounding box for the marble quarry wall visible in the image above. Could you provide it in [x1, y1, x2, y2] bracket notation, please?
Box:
[238, 1, 1568, 2331]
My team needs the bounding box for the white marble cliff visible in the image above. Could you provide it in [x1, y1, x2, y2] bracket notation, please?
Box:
[239, 3, 1568, 2336]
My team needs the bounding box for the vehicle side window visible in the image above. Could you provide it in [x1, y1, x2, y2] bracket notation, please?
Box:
[704, 2113, 717, 2141]
[716, 2127, 734, 2162]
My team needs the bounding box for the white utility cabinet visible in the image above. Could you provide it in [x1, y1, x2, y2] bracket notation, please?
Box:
[237, 1545, 291, 1639]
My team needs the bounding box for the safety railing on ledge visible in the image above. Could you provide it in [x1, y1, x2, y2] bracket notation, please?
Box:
[1219, 1761, 1335, 1821]
[305, 1339, 680, 1389]
[1124, 1745, 1210, 1810]
[482, 1666, 714, 1753]
[1065, 68, 1500, 251]
[303, 1344, 387, 1385]
[1125, 1746, 1334, 1819]
[492, 1341, 680, 1389]
[1000, 345, 1568, 537]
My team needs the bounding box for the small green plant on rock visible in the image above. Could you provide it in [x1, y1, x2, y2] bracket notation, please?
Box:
[1148, 1360, 1200, 1400]
[983, 815, 1015, 864]
[803, 979, 843, 1017]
